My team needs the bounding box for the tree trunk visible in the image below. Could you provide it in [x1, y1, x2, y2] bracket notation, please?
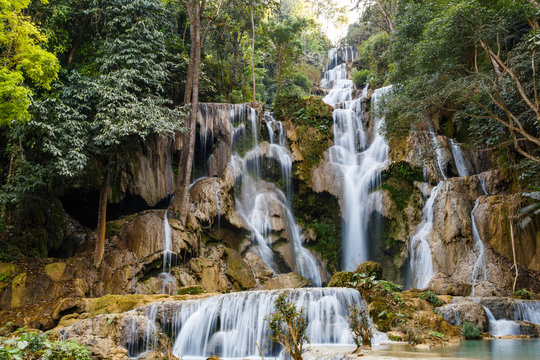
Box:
[250, 1, 256, 106]
[94, 171, 110, 268]
[510, 220, 518, 292]
[172, 0, 203, 224]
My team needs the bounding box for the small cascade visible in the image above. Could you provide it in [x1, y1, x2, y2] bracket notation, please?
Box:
[482, 305, 521, 337]
[158, 211, 176, 294]
[125, 288, 376, 359]
[514, 301, 540, 324]
[231, 106, 321, 286]
[449, 139, 470, 177]
[407, 183, 442, 289]
[163, 211, 173, 273]
[321, 46, 391, 270]
[470, 176, 490, 295]
[428, 131, 448, 180]
[325, 46, 357, 72]
[470, 198, 488, 296]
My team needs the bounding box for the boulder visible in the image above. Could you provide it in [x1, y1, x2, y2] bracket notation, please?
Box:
[354, 261, 383, 279]
[245, 253, 274, 283]
[117, 211, 190, 259]
[263, 272, 311, 290]
[224, 248, 256, 290]
[428, 273, 472, 296]
[436, 301, 489, 331]
[68, 335, 129, 360]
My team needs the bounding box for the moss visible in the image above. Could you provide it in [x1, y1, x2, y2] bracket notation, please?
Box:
[44, 262, 66, 282]
[379, 161, 424, 211]
[294, 125, 333, 181]
[327, 271, 355, 287]
[293, 184, 341, 273]
[177, 285, 204, 295]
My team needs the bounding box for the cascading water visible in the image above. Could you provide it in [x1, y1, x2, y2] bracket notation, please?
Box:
[449, 139, 471, 177]
[482, 305, 521, 337]
[470, 176, 490, 295]
[158, 211, 176, 294]
[125, 288, 377, 359]
[514, 301, 540, 324]
[231, 106, 321, 286]
[321, 47, 391, 270]
[407, 183, 442, 289]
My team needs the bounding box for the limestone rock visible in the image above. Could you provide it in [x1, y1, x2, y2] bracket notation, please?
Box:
[44, 262, 67, 282]
[263, 272, 311, 290]
[189, 257, 228, 293]
[245, 253, 274, 283]
[428, 273, 472, 296]
[354, 261, 383, 279]
[68, 335, 129, 360]
[224, 248, 256, 290]
[117, 211, 189, 259]
[436, 300, 489, 331]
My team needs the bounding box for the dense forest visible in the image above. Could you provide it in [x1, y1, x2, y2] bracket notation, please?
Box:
[0, 0, 539, 358]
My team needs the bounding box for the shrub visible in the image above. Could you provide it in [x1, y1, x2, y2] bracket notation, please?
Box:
[429, 330, 445, 339]
[513, 288, 533, 300]
[266, 292, 308, 360]
[347, 304, 372, 351]
[293, 72, 313, 94]
[419, 290, 442, 307]
[352, 69, 371, 87]
[461, 321, 482, 339]
[46, 340, 92, 360]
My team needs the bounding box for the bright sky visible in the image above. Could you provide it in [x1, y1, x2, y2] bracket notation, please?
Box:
[318, 0, 362, 45]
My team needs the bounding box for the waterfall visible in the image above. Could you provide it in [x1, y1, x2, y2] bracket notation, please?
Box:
[231, 106, 321, 286]
[470, 198, 488, 296]
[514, 301, 540, 324]
[321, 46, 391, 270]
[163, 210, 173, 273]
[482, 305, 521, 337]
[125, 288, 376, 359]
[407, 183, 442, 289]
[449, 139, 470, 177]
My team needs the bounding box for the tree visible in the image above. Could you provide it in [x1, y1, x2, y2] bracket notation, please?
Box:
[172, 0, 225, 224]
[347, 304, 372, 352]
[266, 292, 309, 360]
[0, 0, 59, 126]
[0, 0, 187, 265]
[266, 17, 308, 97]
[383, 0, 540, 169]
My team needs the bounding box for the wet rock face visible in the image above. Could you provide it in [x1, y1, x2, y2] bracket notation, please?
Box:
[437, 300, 489, 331]
[116, 210, 194, 259]
[474, 194, 540, 272]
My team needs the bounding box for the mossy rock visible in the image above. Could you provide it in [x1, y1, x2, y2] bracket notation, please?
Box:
[354, 261, 383, 279]
[224, 248, 256, 290]
[11, 272, 27, 308]
[44, 262, 67, 282]
[328, 271, 355, 287]
[177, 285, 205, 295]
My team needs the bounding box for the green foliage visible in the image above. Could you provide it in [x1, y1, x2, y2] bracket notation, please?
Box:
[382, 0, 539, 177]
[177, 286, 205, 295]
[0, 330, 91, 360]
[429, 330, 445, 339]
[0, 0, 60, 126]
[379, 161, 424, 211]
[419, 290, 442, 307]
[266, 292, 309, 360]
[461, 321, 482, 339]
[356, 32, 390, 87]
[347, 304, 372, 348]
[352, 69, 372, 87]
[513, 288, 534, 300]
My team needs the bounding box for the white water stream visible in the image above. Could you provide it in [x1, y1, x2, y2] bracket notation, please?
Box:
[321, 47, 391, 270]
[124, 288, 386, 359]
[231, 106, 321, 286]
